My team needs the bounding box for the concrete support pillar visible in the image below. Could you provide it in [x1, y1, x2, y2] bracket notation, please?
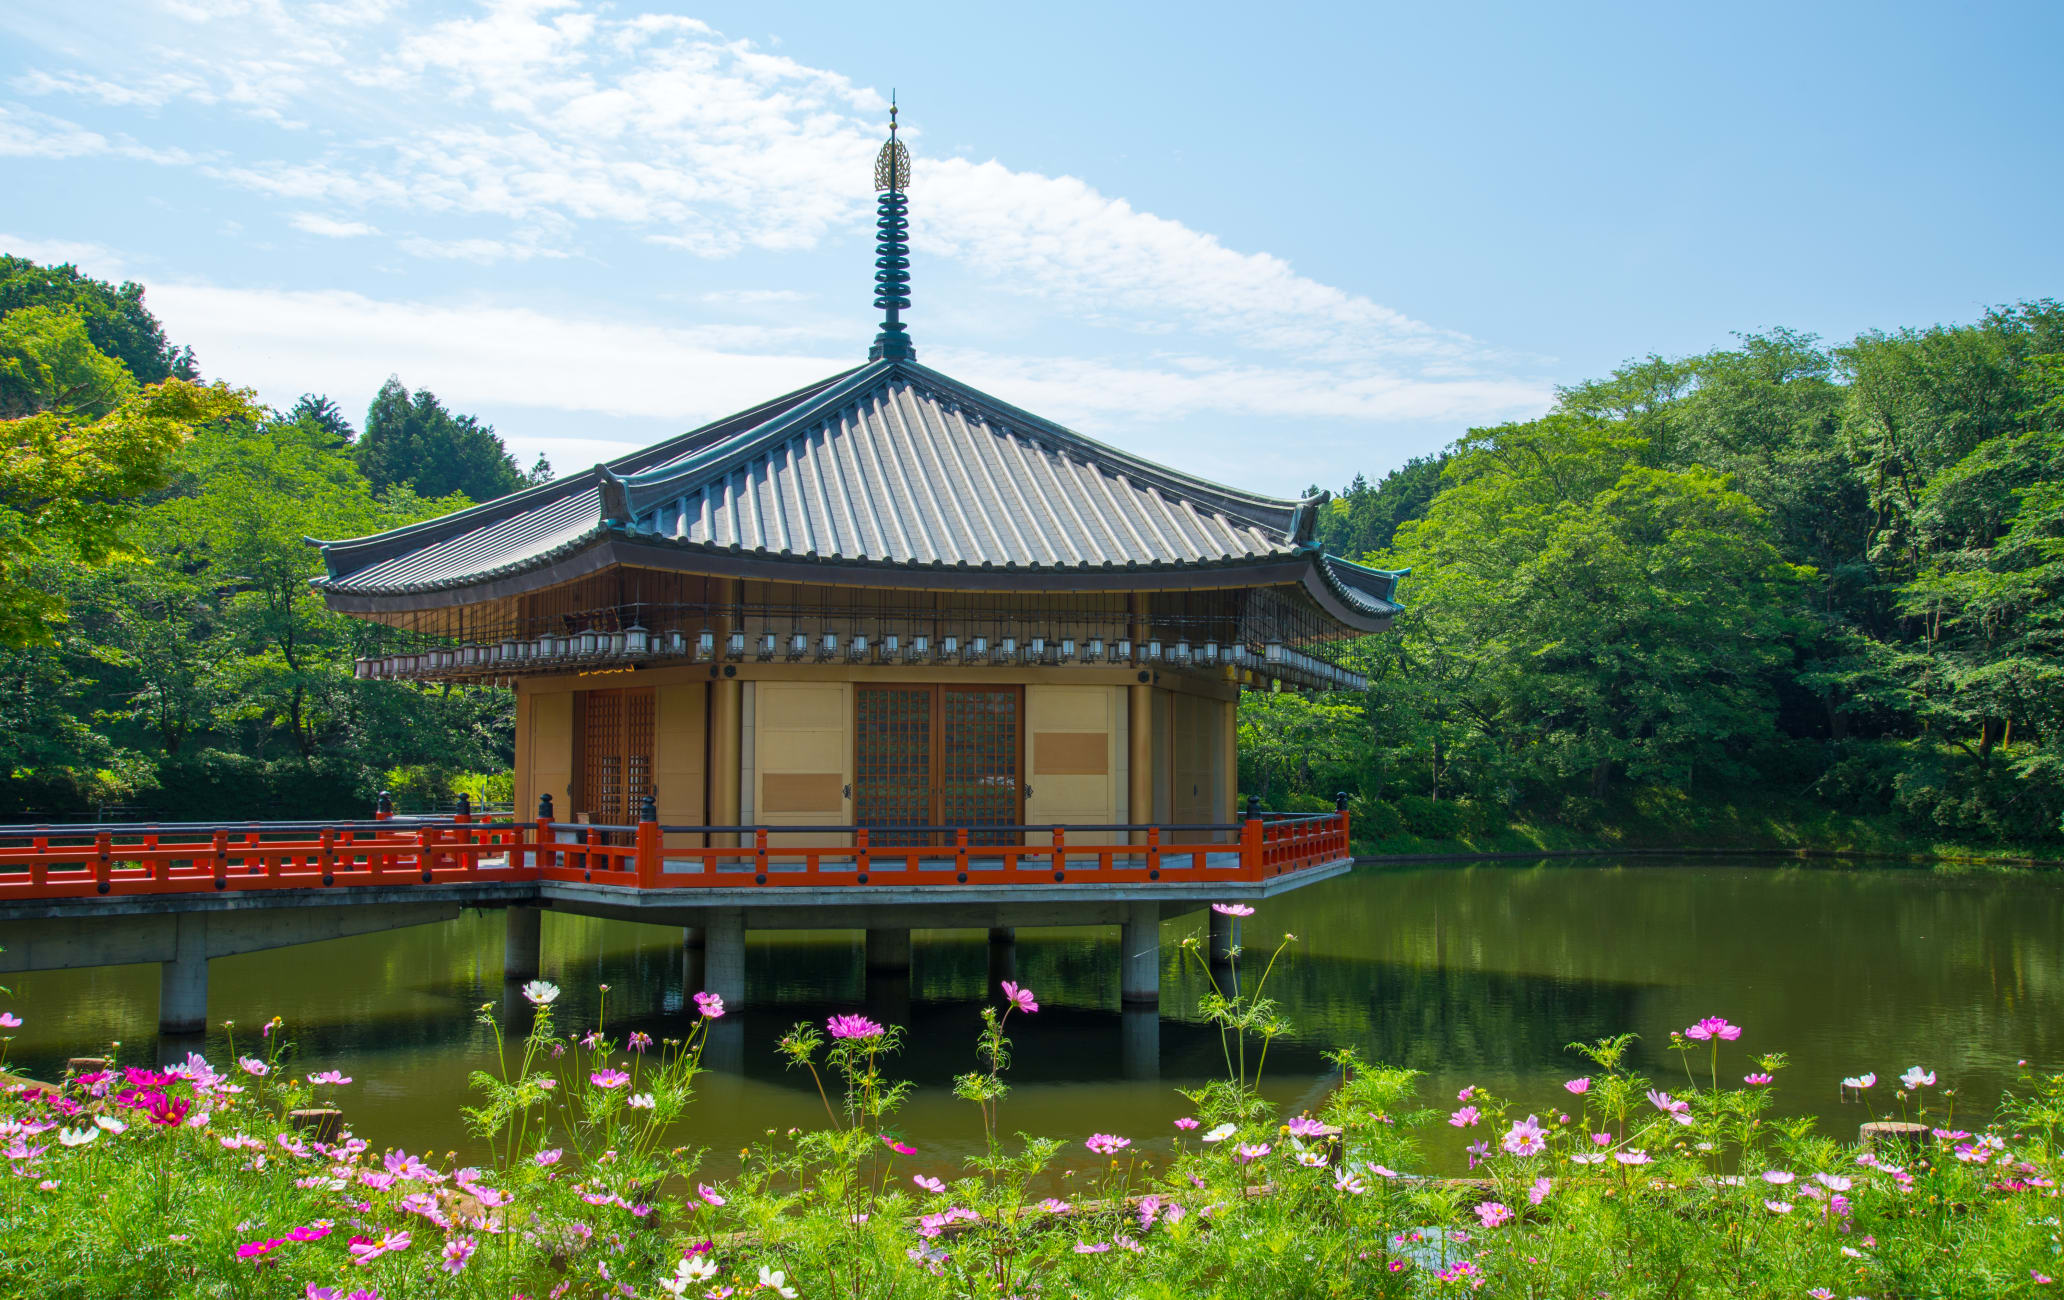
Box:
[1119, 901, 1160, 1008]
[682, 925, 704, 950]
[158, 913, 208, 1035]
[702, 908, 745, 1006]
[986, 926, 1017, 990]
[504, 905, 542, 984]
[865, 928, 911, 974]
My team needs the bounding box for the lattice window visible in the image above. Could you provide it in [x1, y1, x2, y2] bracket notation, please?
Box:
[942, 688, 1019, 845]
[580, 687, 654, 838]
[855, 686, 932, 846]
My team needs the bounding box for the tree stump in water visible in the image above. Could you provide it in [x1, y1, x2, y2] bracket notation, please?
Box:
[291, 1108, 344, 1144]
[65, 1057, 107, 1077]
[1859, 1121, 1927, 1156]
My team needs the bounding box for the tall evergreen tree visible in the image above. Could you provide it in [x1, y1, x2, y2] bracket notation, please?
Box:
[354, 376, 525, 503]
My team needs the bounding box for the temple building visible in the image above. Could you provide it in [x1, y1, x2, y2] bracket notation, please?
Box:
[311, 109, 1399, 859]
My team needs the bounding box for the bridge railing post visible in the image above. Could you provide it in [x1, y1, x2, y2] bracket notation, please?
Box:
[856, 826, 870, 878]
[211, 828, 229, 892]
[94, 830, 111, 896]
[454, 792, 473, 877]
[1240, 812, 1263, 880]
[636, 794, 659, 888]
[1145, 825, 1160, 876]
[319, 826, 336, 886]
[417, 824, 436, 884]
[1052, 825, 1066, 879]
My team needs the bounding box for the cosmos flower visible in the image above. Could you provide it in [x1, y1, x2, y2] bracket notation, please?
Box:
[236, 1239, 285, 1261]
[56, 1128, 97, 1147]
[1761, 1170, 1796, 1186]
[629, 1032, 653, 1052]
[1501, 1115, 1547, 1157]
[1614, 1151, 1652, 1166]
[1201, 1123, 1237, 1144]
[0, 1013, 21, 1029]
[1900, 1066, 1936, 1090]
[827, 1014, 885, 1040]
[1528, 1176, 1552, 1206]
[534, 1148, 563, 1166]
[912, 1174, 946, 1194]
[441, 1237, 476, 1273]
[1744, 1073, 1773, 1085]
[1210, 902, 1254, 917]
[881, 1134, 916, 1155]
[1073, 1242, 1111, 1254]
[1235, 1142, 1272, 1164]
[520, 980, 560, 1007]
[1684, 1017, 1742, 1042]
[1763, 1200, 1793, 1214]
[1449, 1106, 1480, 1128]
[1085, 1134, 1131, 1155]
[1564, 1077, 1591, 1094]
[693, 992, 726, 1019]
[1474, 1201, 1512, 1228]
[237, 1057, 269, 1077]
[757, 1265, 798, 1298]
[1174, 1117, 1199, 1130]
[589, 1069, 631, 1089]
[1842, 1072, 1877, 1090]
[308, 1071, 352, 1086]
[1000, 981, 1038, 1013]
[697, 1183, 727, 1207]
[1334, 1170, 1366, 1194]
[628, 1093, 656, 1110]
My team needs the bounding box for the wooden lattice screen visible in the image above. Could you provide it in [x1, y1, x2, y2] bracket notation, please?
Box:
[580, 687, 655, 829]
[854, 685, 1021, 845]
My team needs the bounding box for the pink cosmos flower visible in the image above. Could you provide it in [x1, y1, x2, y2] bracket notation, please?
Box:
[441, 1236, 477, 1273]
[1564, 1077, 1590, 1094]
[0, 1013, 21, 1029]
[628, 1032, 653, 1053]
[1038, 1198, 1072, 1214]
[697, 1183, 727, 1207]
[1085, 1133, 1131, 1155]
[1501, 1115, 1547, 1157]
[534, 1148, 563, 1166]
[1210, 902, 1255, 917]
[1173, 1117, 1199, 1130]
[288, 1224, 333, 1242]
[1744, 1073, 1773, 1085]
[237, 1057, 269, 1077]
[827, 1014, 885, 1040]
[881, 1134, 916, 1155]
[1527, 1176, 1552, 1206]
[912, 1174, 946, 1194]
[1614, 1150, 1652, 1166]
[1000, 981, 1038, 1014]
[1684, 1017, 1741, 1042]
[1073, 1242, 1111, 1254]
[1235, 1142, 1272, 1164]
[308, 1071, 352, 1086]
[589, 1069, 631, 1089]
[1286, 1116, 1328, 1137]
[1334, 1170, 1366, 1194]
[1474, 1201, 1512, 1228]
[693, 992, 725, 1019]
[236, 1238, 285, 1260]
[1457, 1086, 1475, 1102]
[2033, 1272, 2054, 1285]
[1763, 1199, 1793, 1214]
[1449, 1106, 1480, 1128]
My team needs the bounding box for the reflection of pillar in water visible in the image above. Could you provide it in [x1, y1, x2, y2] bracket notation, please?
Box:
[702, 1013, 745, 1074]
[866, 971, 913, 1033]
[1209, 908, 1240, 997]
[703, 908, 745, 1006]
[1120, 1006, 1160, 1080]
[681, 943, 706, 1000]
[504, 905, 542, 984]
[1119, 902, 1160, 1009]
[500, 979, 538, 1034]
[865, 928, 911, 975]
[986, 926, 1017, 992]
[157, 1029, 207, 1070]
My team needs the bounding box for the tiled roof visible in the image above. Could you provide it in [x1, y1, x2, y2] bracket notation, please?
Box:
[311, 358, 1401, 624]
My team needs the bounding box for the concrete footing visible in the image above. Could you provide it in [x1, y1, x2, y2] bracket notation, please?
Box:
[158, 914, 208, 1035]
[865, 927, 911, 974]
[1119, 902, 1160, 1007]
[504, 905, 542, 984]
[703, 908, 745, 1005]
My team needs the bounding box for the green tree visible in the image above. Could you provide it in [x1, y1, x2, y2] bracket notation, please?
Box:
[0, 253, 194, 391]
[355, 376, 526, 503]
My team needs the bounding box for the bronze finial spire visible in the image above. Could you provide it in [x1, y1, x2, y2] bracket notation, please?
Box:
[868, 95, 914, 362]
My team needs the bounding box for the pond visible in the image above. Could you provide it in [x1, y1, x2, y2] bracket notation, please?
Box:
[7, 858, 2059, 1176]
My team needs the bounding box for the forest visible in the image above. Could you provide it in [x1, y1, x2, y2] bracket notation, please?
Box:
[2, 252, 2059, 848]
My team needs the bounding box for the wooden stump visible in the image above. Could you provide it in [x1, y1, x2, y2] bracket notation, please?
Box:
[65, 1057, 108, 1077]
[1859, 1120, 1927, 1156]
[291, 1108, 344, 1145]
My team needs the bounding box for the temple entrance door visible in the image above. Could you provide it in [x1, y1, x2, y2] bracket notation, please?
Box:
[580, 687, 656, 835]
[854, 685, 1023, 846]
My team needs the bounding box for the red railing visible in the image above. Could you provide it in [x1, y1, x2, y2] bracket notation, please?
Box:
[0, 810, 1350, 902]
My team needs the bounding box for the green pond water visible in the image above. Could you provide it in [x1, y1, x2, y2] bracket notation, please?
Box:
[8, 859, 2060, 1177]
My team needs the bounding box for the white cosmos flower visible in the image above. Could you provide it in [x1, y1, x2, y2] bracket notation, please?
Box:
[92, 1116, 127, 1134]
[57, 1127, 99, 1147]
[627, 1093, 656, 1110]
[757, 1265, 798, 1298]
[1201, 1123, 1237, 1144]
[521, 980, 561, 1007]
[1899, 1066, 1936, 1090]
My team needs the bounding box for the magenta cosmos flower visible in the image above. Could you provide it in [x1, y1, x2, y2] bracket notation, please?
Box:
[1085, 1133, 1131, 1155]
[589, 1069, 631, 1089]
[827, 1014, 885, 1040]
[1210, 902, 1255, 917]
[1174, 1116, 1200, 1130]
[693, 991, 725, 1019]
[1564, 1077, 1591, 1094]
[1501, 1115, 1547, 1157]
[1474, 1201, 1512, 1229]
[1000, 981, 1038, 1014]
[308, 1070, 352, 1086]
[881, 1133, 916, 1155]
[1684, 1017, 1741, 1042]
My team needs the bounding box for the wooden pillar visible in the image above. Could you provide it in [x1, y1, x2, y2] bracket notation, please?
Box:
[1128, 682, 1152, 844]
[1220, 695, 1239, 843]
[711, 676, 742, 849]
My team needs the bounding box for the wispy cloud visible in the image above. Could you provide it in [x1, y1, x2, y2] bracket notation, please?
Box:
[290, 212, 380, 238]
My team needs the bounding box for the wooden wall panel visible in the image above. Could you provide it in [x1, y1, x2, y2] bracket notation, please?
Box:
[1025, 685, 1121, 845]
[1171, 690, 1224, 840]
[525, 690, 574, 826]
[655, 683, 706, 849]
[753, 680, 852, 844]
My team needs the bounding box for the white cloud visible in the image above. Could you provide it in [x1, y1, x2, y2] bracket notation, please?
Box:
[0, 231, 130, 275]
[290, 212, 380, 238]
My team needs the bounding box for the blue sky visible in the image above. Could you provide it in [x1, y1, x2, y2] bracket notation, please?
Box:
[2, 1, 2058, 495]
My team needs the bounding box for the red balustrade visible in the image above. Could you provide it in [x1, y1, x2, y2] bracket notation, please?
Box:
[0, 810, 1349, 902]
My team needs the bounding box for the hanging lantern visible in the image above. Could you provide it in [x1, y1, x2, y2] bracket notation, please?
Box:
[695, 629, 715, 660]
[818, 632, 839, 660]
[577, 630, 599, 657]
[1057, 638, 1075, 663]
[1026, 637, 1046, 663]
[1086, 638, 1104, 663]
[907, 635, 927, 662]
[625, 625, 649, 656]
[757, 632, 777, 660]
[848, 634, 870, 662]
[939, 635, 960, 662]
[726, 630, 747, 660]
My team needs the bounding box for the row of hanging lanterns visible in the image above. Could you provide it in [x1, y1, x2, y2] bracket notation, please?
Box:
[353, 626, 1366, 691]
